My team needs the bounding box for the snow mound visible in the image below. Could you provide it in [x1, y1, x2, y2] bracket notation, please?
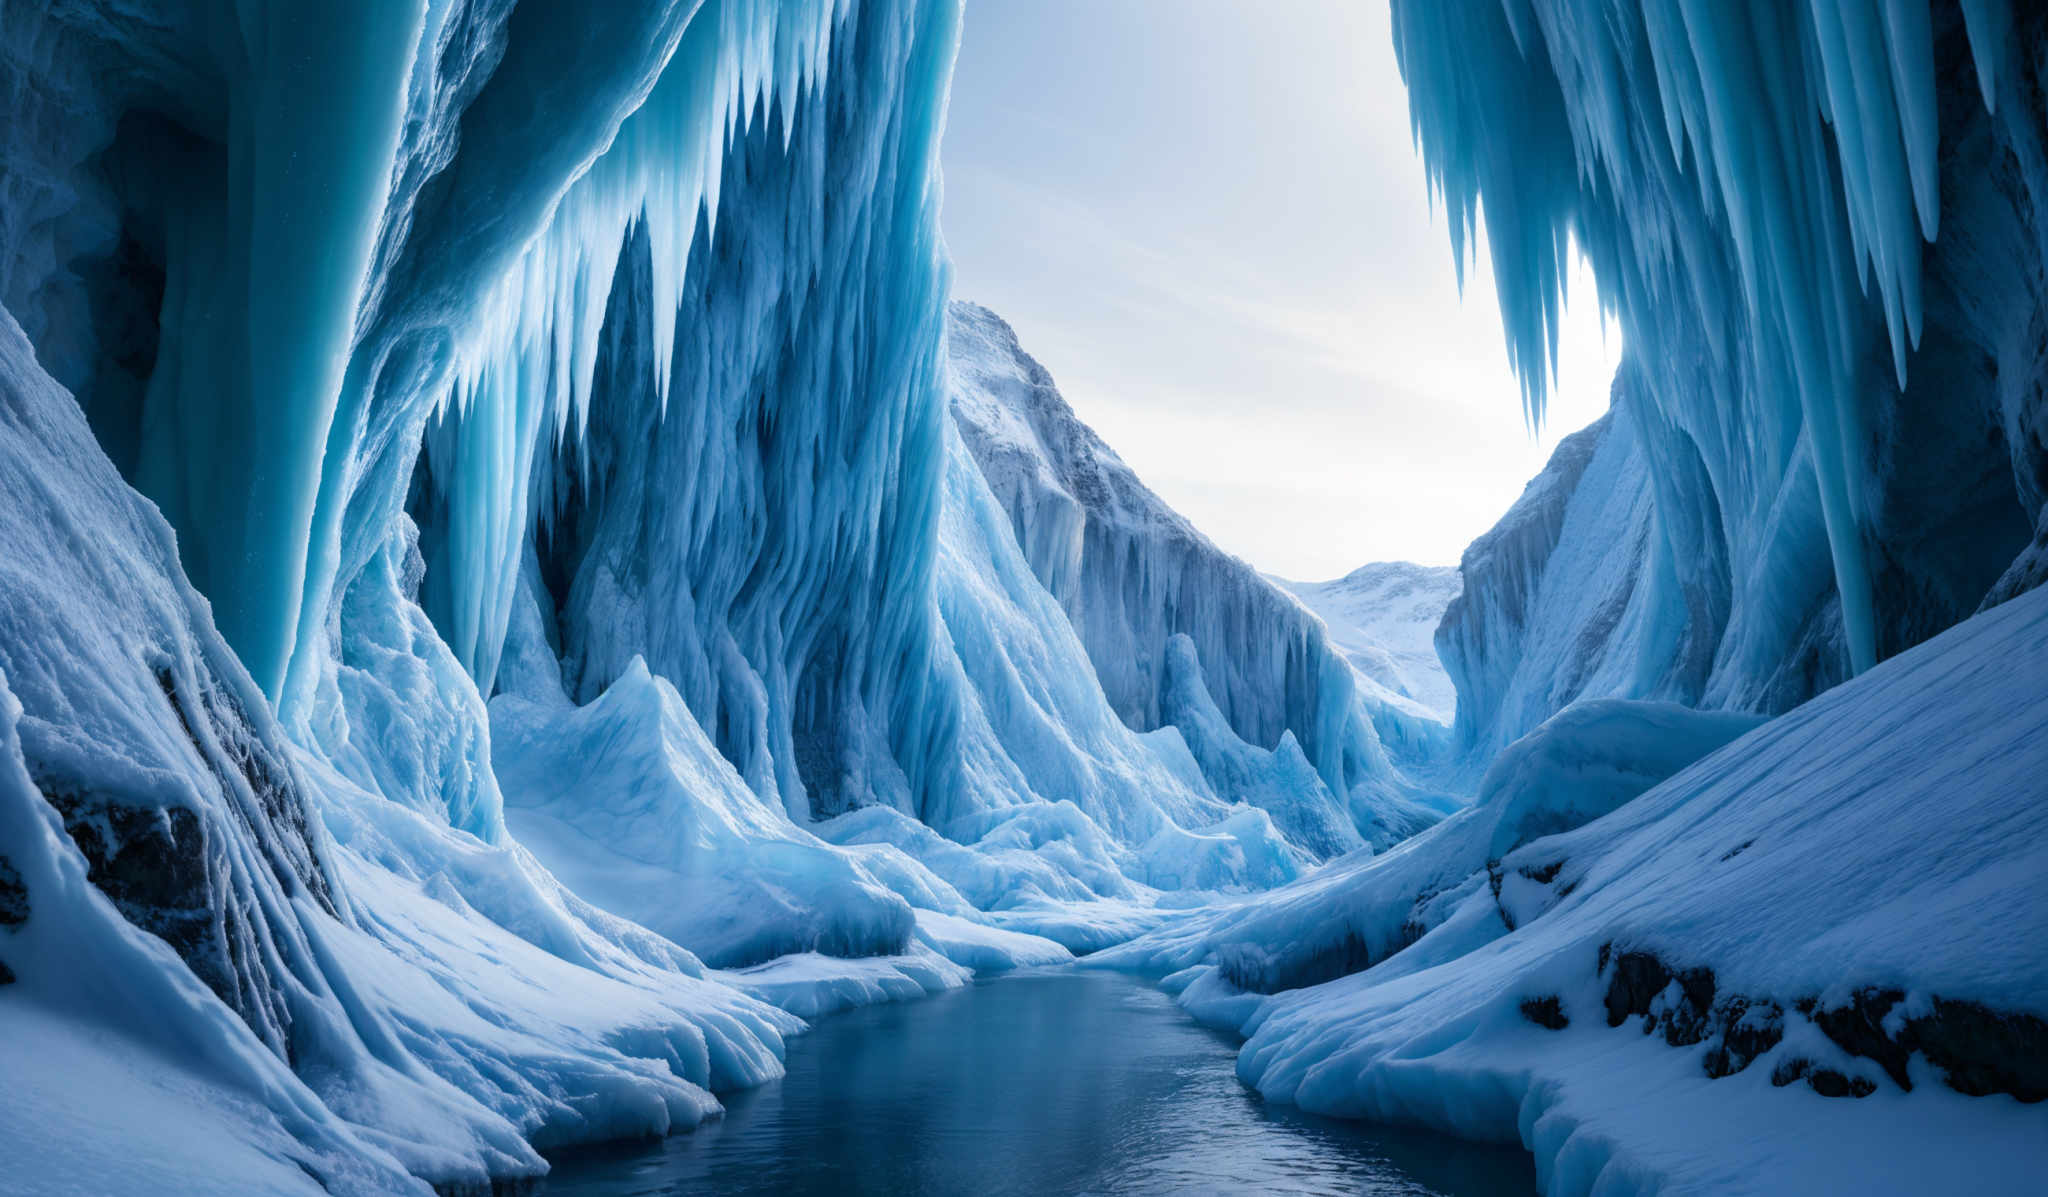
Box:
[1099, 698, 1760, 998]
[492, 659, 916, 968]
[1174, 587, 2048, 1194]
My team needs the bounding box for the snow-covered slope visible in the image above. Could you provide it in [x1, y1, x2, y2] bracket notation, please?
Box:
[1106, 584, 2048, 1195]
[947, 300, 1452, 845]
[1277, 562, 1463, 722]
[0, 306, 800, 1193]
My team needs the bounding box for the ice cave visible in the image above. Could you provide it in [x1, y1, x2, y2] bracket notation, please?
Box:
[0, 0, 2043, 1193]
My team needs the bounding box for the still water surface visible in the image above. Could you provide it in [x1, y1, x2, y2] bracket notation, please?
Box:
[542, 970, 1536, 1196]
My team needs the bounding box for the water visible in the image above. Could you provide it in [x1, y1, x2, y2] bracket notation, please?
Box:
[541, 970, 1536, 1196]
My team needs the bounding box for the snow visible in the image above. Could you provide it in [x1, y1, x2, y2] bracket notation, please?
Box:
[1104, 584, 2048, 1196]
[491, 659, 916, 968]
[1278, 562, 1463, 722]
[2, 0, 2042, 1191]
[720, 949, 972, 1021]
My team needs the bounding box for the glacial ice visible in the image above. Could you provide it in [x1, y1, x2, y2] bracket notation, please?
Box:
[1393, 0, 2047, 696]
[1, 0, 2044, 1191]
[947, 301, 1452, 846]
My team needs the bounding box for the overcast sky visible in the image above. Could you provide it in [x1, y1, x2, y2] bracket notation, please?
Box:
[940, 0, 1620, 580]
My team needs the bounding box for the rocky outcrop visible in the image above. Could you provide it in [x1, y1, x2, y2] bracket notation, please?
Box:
[1599, 946, 2048, 1104]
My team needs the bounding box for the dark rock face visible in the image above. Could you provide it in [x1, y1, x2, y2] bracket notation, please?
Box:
[1901, 997, 2048, 1102]
[0, 853, 26, 926]
[21, 664, 339, 1062]
[40, 787, 296, 1059]
[150, 667, 336, 919]
[1602, 950, 1717, 1047]
[1598, 948, 2048, 1103]
[1701, 997, 1785, 1080]
[1809, 988, 1916, 1091]
[1521, 995, 1569, 1030]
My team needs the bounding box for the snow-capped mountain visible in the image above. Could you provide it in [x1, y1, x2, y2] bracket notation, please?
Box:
[947, 300, 1451, 850]
[1276, 562, 1463, 722]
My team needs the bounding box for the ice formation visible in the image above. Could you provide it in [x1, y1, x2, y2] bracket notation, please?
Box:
[0, 0, 2043, 1191]
[0, 1, 1444, 1188]
[1083, 3, 2048, 1192]
[1112, 585, 2048, 1195]
[1393, 0, 2048, 702]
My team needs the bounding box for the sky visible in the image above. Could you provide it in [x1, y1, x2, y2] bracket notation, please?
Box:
[939, 0, 1621, 580]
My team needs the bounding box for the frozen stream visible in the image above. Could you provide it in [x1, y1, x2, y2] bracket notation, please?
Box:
[540, 970, 1536, 1195]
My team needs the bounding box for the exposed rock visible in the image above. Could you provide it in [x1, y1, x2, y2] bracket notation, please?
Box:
[1520, 995, 1569, 1030]
[1811, 988, 1915, 1090]
[40, 784, 295, 1061]
[1910, 999, 2048, 1102]
[1600, 949, 2048, 1103]
[0, 853, 26, 926]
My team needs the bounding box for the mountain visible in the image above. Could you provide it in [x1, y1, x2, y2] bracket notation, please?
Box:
[1276, 562, 1463, 722]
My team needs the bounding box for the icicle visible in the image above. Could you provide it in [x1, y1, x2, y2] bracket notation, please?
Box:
[1389, 0, 2008, 675]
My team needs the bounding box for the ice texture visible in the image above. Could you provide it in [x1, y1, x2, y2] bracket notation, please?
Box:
[947, 301, 1451, 845]
[1393, 0, 2048, 697]
[1277, 562, 1464, 723]
[0, 307, 800, 1191]
[3, 0, 2044, 1190]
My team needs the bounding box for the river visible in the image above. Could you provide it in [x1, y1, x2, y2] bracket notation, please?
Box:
[540, 969, 1535, 1195]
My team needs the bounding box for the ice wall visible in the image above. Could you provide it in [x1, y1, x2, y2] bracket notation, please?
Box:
[0, 305, 800, 1191]
[3, 0, 1368, 1053]
[423, 0, 960, 831]
[1394, 0, 2048, 714]
[1432, 378, 1797, 760]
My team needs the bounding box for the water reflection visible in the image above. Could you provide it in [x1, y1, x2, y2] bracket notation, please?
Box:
[543, 970, 1535, 1195]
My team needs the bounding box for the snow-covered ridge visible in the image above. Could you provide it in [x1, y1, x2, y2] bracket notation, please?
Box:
[947, 300, 1453, 845]
[1275, 561, 1462, 722]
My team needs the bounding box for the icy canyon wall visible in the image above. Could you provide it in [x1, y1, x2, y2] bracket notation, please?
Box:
[1400, 0, 2048, 755]
[0, 0, 1209, 1188]
[0, 7, 1433, 1188]
[947, 301, 1451, 848]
